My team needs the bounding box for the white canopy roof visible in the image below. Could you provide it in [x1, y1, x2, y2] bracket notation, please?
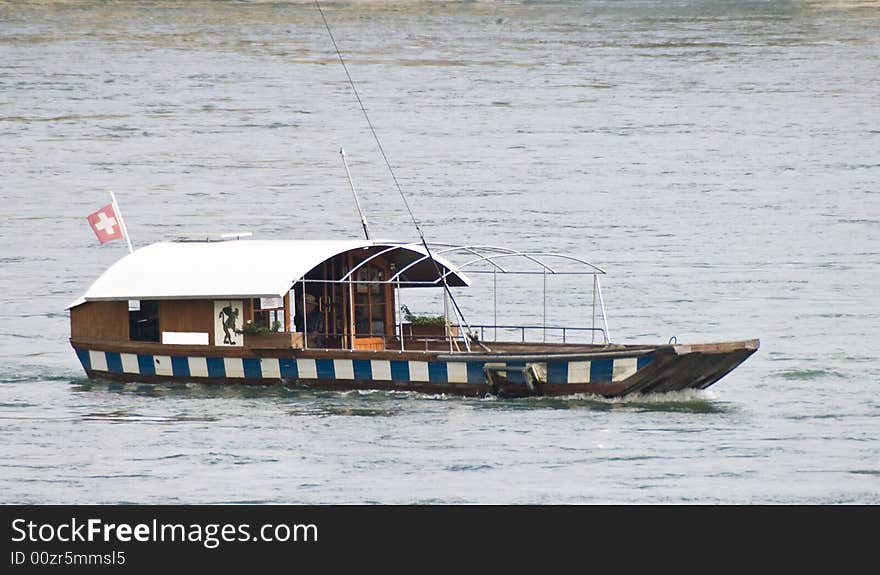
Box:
[70, 239, 470, 308]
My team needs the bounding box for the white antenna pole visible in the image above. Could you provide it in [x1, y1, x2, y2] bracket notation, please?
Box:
[109, 191, 134, 254]
[340, 147, 371, 240]
[596, 275, 611, 344]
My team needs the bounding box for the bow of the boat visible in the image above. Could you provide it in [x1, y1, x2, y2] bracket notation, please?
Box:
[619, 339, 759, 395]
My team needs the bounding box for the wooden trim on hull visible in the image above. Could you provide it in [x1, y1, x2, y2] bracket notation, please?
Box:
[82, 370, 633, 398]
[84, 370, 490, 397]
[78, 366, 721, 399]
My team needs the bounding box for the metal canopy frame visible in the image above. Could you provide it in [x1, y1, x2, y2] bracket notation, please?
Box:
[294, 241, 612, 350]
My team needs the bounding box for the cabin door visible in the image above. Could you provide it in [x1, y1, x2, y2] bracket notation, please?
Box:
[349, 260, 393, 350]
[318, 257, 359, 350]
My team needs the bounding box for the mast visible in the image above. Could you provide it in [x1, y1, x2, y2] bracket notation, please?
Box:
[314, 0, 473, 350]
[339, 147, 370, 240]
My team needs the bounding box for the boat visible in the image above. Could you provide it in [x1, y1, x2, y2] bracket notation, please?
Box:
[68, 234, 758, 397]
[67, 3, 758, 397]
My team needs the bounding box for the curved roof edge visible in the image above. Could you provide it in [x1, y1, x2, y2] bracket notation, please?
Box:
[68, 239, 470, 309]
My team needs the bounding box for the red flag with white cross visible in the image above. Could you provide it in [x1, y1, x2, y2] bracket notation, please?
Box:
[87, 203, 123, 244]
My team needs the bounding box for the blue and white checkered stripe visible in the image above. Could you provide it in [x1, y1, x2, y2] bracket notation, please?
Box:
[74, 348, 653, 385]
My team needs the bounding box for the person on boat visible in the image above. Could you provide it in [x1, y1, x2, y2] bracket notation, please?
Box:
[295, 293, 324, 347]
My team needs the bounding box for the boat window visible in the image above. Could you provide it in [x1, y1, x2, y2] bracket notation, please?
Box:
[253, 297, 284, 331]
[129, 300, 159, 342]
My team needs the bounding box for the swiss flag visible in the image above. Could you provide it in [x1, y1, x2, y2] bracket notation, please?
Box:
[87, 203, 123, 244]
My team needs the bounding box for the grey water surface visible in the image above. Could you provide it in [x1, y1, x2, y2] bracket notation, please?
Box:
[0, 0, 878, 504]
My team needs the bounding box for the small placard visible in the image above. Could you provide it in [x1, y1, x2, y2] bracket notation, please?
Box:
[260, 296, 283, 310]
[162, 331, 209, 345]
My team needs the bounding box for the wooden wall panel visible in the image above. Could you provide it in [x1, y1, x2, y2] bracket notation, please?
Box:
[243, 298, 254, 324]
[385, 283, 395, 340]
[70, 301, 129, 341]
[158, 300, 215, 345]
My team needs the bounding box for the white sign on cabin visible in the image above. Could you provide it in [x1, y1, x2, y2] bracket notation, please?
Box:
[260, 296, 283, 309]
[214, 300, 244, 347]
[162, 332, 209, 345]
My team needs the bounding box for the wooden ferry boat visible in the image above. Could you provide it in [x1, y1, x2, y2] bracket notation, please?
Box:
[69, 4, 757, 397]
[68, 236, 758, 397]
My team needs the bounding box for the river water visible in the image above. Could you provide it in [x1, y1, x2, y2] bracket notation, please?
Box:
[1, 0, 878, 504]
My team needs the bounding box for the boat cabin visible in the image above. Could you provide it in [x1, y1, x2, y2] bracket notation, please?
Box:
[68, 237, 470, 353]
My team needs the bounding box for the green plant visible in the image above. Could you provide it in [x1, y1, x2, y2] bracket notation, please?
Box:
[400, 304, 445, 326]
[236, 320, 282, 335]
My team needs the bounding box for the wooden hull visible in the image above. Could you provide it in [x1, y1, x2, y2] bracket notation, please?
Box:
[70, 338, 759, 398]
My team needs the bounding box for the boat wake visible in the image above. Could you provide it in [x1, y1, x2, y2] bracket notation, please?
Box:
[61, 376, 726, 413]
[470, 388, 726, 414]
[339, 387, 727, 413]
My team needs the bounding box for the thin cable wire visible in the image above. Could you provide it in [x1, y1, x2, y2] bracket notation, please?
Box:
[314, 0, 472, 339]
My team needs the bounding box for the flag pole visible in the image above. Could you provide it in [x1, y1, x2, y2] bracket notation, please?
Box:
[109, 191, 134, 254]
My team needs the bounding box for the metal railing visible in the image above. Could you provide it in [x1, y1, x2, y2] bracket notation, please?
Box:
[291, 323, 608, 352]
[468, 324, 608, 345]
[298, 331, 450, 352]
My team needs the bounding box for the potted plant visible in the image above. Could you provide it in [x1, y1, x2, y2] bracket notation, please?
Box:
[237, 320, 281, 335]
[238, 320, 302, 348]
[400, 305, 458, 337]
